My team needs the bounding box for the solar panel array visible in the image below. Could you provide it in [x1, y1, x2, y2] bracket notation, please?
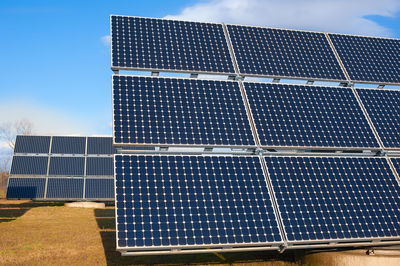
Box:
[6, 135, 114, 200]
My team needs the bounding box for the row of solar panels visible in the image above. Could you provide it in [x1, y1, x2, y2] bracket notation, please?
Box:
[7, 178, 113, 200]
[113, 75, 400, 150]
[115, 154, 400, 251]
[111, 15, 400, 84]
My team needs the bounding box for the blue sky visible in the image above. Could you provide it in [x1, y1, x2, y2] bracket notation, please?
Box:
[0, 0, 399, 141]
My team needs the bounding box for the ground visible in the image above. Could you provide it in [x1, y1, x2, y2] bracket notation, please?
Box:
[0, 199, 300, 266]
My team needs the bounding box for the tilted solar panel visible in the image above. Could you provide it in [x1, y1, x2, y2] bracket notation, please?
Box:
[114, 155, 282, 250]
[227, 25, 346, 81]
[113, 75, 255, 147]
[329, 34, 400, 84]
[356, 88, 400, 149]
[390, 158, 400, 177]
[86, 157, 114, 176]
[49, 157, 85, 176]
[10, 156, 48, 175]
[244, 82, 379, 149]
[6, 178, 46, 199]
[51, 136, 86, 154]
[87, 137, 116, 154]
[14, 135, 51, 154]
[85, 178, 114, 199]
[46, 178, 84, 199]
[265, 156, 400, 243]
[111, 15, 235, 74]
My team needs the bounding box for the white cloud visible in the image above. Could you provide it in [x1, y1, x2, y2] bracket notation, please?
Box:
[101, 35, 111, 46]
[165, 0, 400, 36]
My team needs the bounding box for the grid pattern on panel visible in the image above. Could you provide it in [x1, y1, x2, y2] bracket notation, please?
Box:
[51, 136, 86, 154]
[14, 135, 51, 154]
[111, 16, 235, 74]
[87, 137, 116, 154]
[357, 88, 400, 148]
[227, 25, 346, 80]
[10, 156, 48, 175]
[245, 83, 379, 148]
[49, 157, 85, 176]
[46, 178, 84, 199]
[85, 178, 114, 199]
[330, 34, 400, 84]
[113, 76, 255, 146]
[391, 158, 400, 177]
[86, 157, 114, 176]
[115, 155, 282, 249]
[265, 156, 400, 242]
[6, 178, 46, 199]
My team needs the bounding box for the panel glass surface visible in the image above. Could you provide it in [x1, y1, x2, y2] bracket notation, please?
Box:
[14, 135, 51, 154]
[113, 76, 255, 146]
[115, 155, 282, 249]
[265, 156, 400, 242]
[357, 88, 400, 148]
[330, 34, 400, 84]
[49, 157, 85, 176]
[86, 157, 114, 176]
[6, 178, 46, 199]
[85, 178, 114, 199]
[245, 83, 379, 148]
[111, 16, 235, 74]
[46, 178, 84, 199]
[10, 156, 48, 175]
[87, 137, 116, 154]
[51, 136, 86, 154]
[227, 25, 345, 81]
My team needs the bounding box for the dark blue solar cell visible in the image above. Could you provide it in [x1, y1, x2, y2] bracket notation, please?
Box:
[46, 178, 84, 199]
[265, 156, 400, 242]
[10, 156, 48, 175]
[6, 178, 46, 199]
[51, 136, 86, 154]
[49, 157, 85, 176]
[330, 34, 400, 84]
[357, 88, 400, 148]
[245, 82, 379, 148]
[113, 75, 255, 146]
[114, 155, 282, 249]
[111, 15, 235, 74]
[87, 137, 116, 154]
[227, 25, 346, 81]
[390, 158, 400, 177]
[86, 157, 113, 176]
[14, 135, 51, 154]
[85, 178, 114, 199]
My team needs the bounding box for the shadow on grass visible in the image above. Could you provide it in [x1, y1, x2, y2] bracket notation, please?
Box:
[0, 200, 64, 223]
[94, 208, 301, 265]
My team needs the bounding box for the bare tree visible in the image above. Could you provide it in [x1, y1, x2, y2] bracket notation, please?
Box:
[0, 118, 33, 149]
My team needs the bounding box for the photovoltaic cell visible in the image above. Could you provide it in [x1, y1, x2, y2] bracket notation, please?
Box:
[14, 135, 50, 154]
[10, 156, 48, 175]
[49, 157, 85, 176]
[85, 178, 114, 199]
[113, 76, 255, 146]
[46, 178, 84, 199]
[6, 178, 46, 199]
[86, 157, 114, 176]
[245, 83, 379, 148]
[357, 88, 400, 149]
[390, 158, 400, 177]
[51, 136, 86, 154]
[265, 156, 400, 242]
[329, 34, 400, 84]
[115, 155, 282, 249]
[227, 25, 346, 81]
[87, 137, 116, 154]
[111, 16, 235, 74]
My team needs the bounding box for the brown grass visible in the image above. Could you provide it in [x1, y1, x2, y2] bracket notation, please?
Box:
[0, 199, 301, 265]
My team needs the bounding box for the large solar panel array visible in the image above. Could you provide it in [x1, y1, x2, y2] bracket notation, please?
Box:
[329, 34, 400, 84]
[6, 135, 114, 200]
[113, 75, 255, 147]
[244, 82, 379, 149]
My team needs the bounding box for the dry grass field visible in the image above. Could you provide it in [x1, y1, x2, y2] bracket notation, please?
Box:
[0, 199, 300, 266]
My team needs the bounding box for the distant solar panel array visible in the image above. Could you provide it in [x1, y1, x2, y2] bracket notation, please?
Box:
[6, 136, 114, 200]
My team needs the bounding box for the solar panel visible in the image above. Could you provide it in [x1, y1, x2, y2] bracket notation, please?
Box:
[49, 157, 85, 176]
[227, 25, 346, 81]
[113, 75, 255, 147]
[111, 16, 235, 74]
[114, 155, 282, 250]
[87, 137, 116, 154]
[46, 178, 84, 199]
[329, 34, 400, 84]
[356, 88, 400, 149]
[86, 157, 113, 176]
[85, 178, 114, 199]
[14, 135, 50, 154]
[264, 156, 400, 243]
[10, 156, 48, 175]
[51, 136, 86, 154]
[6, 178, 46, 199]
[244, 82, 379, 149]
